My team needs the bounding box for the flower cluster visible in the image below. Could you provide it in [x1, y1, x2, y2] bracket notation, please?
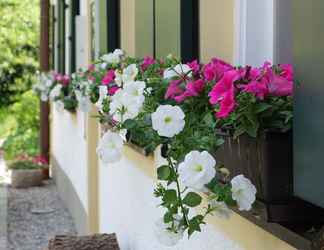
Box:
[34, 49, 294, 246]
[33, 72, 56, 101]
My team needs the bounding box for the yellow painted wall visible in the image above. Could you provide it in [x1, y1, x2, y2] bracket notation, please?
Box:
[123, 146, 296, 250]
[199, 0, 235, 64]
[120, 0, 136, 57]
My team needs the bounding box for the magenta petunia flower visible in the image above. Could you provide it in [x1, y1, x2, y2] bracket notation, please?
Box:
[61, 75, 70, 86]
[164, 80, 183, 99]
[216, 90, 236, 118]
[280, 64, 293, 81]
[243, 79, 268, 100]
[102, 69, 115, 85]
[208, 70, 238, 105]
[187, 60, 200, 75]
[203, 58, 233, 82]
[108, 86, 120, 96]
[266, 72, 293, 96]
[141, 56, 156, 71]
[186, 79, 205, 96]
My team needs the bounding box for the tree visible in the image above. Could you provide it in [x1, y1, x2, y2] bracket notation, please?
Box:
[0, 0, 39, 107]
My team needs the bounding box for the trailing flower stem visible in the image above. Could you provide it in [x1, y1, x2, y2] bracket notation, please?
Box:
[167, 156, 190, 227]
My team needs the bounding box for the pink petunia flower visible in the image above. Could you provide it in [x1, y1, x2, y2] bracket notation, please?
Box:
[61, 75, 70, 86]
[165, 80, 183, 99]
[266, 72, 293, 96]
[108, 86, 120, 96]
[216, 90, 236, 118]
[208, 70, 238, 105]
[209, 70, 239, 118]
[187, 60, 200, 75]
[203, 58, 233, 82]
[88, 64, 95, 72]
[243, 78, 268, 100]
[141, 56, 156, 71]
[102, 70, 115, 85]
[280, 64, 293, 81]
[186, 79, 205, 96]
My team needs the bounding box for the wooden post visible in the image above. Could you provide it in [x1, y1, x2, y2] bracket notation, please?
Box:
[40, 0, 50, 162]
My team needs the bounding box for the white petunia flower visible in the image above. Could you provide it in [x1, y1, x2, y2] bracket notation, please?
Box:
[49, 84, 62, 101]
[154, 218, 184, 247]
[123, 80, 146, 105]
[178, 151, 216, 191]
[95, 86, 108, 111]
[113, 49, 124, 57]
[151, 105, 185, 138]
[109, 89, 142, 122]
[231, 175, 257, 211]
[96, 130, 124, 164]
[209, 200, 232, 219]
[122, 64, 139, 83]
[163, 64, 192, 79]
[101, 49, 124, 64]
[55, 100, 64, 112]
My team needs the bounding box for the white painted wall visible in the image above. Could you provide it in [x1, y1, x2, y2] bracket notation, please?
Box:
[99, 149, 244, 250]
[234, 0, 274, 66]
[234, 0, 292, 67]
[51, 105, 88, 212]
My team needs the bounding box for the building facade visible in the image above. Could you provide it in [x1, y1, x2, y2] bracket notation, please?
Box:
[49, 0, 323, 249]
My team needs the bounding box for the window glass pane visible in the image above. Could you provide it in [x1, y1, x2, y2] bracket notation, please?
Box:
[135, 0, 154, 57]
[155, 0, 180, 58]
[120, 0, 135, 56]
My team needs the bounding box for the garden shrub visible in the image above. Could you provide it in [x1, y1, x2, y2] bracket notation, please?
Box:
[2, 90, 40, 160]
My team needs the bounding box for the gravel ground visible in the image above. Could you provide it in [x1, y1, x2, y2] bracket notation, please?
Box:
[6, 180, 76, 250]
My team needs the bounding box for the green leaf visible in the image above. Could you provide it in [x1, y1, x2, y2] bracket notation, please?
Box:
[163, 212, 174, 223]
[255, 103, 272, 113]
[157, 165, 171, 181]
[183, 192, 202, 207]
[188, 215, 204, 237]
[123, 119, 137, 129]
[233, 126, 245, 139]
[163, 189, 178, 205]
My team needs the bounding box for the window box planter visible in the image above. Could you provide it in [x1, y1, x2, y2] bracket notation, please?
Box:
[215, 130, 324, 225]
[215, 130, 293, 204]
[11, 169, 44, 188]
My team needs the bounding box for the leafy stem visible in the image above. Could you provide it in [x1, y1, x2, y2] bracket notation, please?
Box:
[166, 155, 190, 227]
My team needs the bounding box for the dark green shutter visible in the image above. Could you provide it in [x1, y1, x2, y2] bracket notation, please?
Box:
[58, 0, 66, 73]
[107, 0, 120, 53]
[70, 0, 79, 72]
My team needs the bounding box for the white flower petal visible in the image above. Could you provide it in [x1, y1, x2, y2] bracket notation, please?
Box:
[231, 175, 256, 211]
[96, 131, 124, 164]
[151, 105, 185, 138]
[178, 151, 216, 191]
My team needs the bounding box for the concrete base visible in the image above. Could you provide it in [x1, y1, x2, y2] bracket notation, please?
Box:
[51, 156, 89, 235]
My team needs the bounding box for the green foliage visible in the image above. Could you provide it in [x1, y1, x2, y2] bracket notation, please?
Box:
[0, 0, 39, 107]
[8, 160, 43, 170]
[0, 108, 16, 139]
[216, 92, 293, 138]
[2, 90, 40, 160]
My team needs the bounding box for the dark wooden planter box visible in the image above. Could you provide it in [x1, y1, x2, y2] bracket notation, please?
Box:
[215, 131, 324, 224]
[215, 131, 293, 204]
